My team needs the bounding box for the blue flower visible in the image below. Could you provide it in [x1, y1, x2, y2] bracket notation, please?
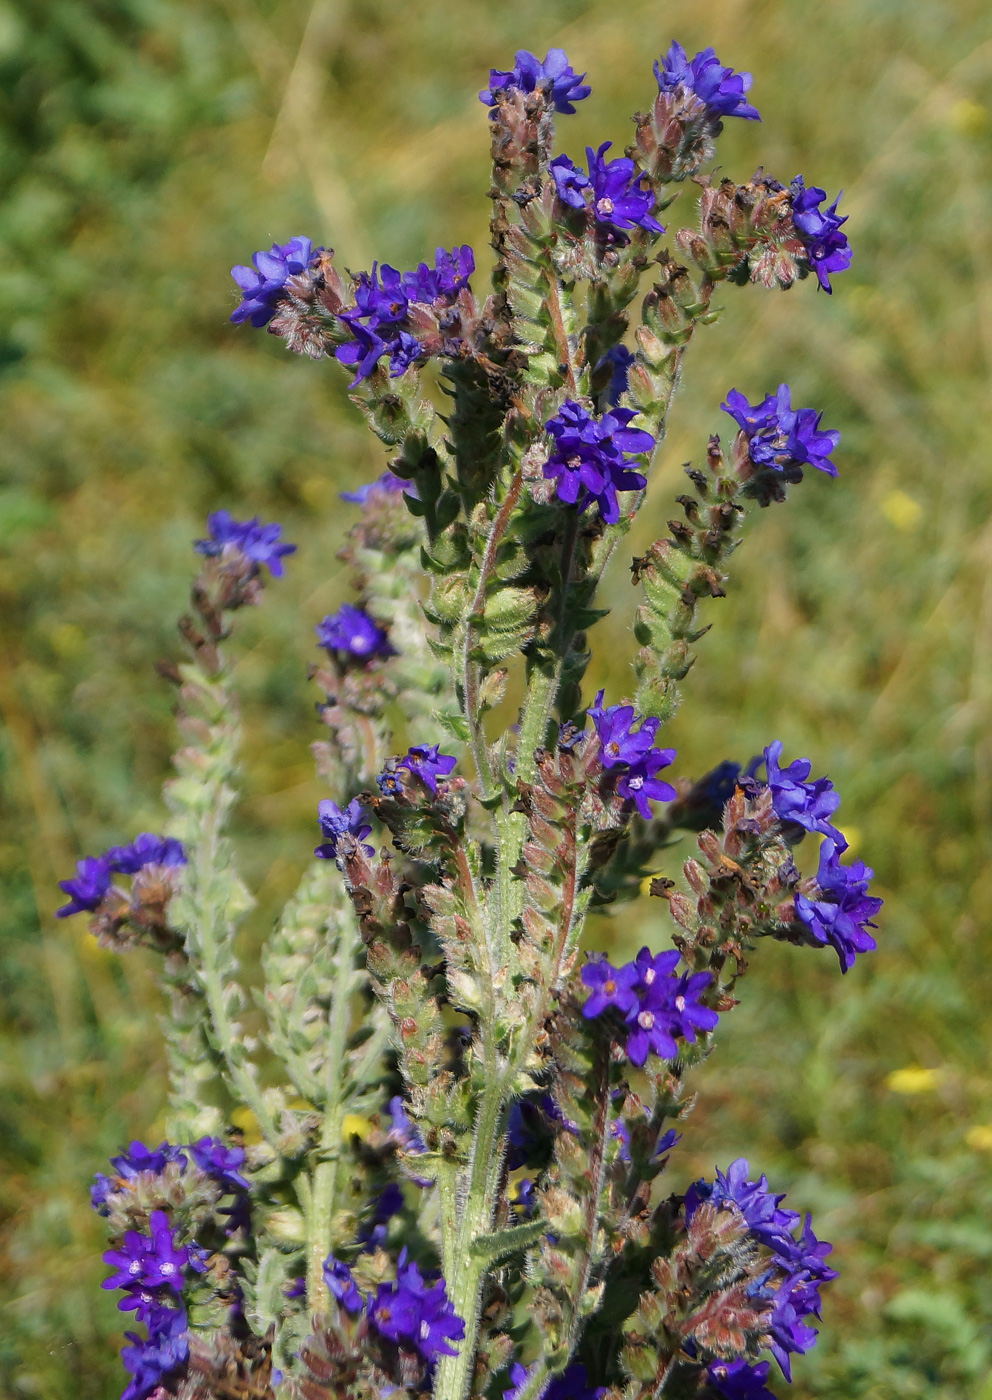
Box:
[543, 402, 654, 525]
[582, 947, 718, 1067]
[106, 834, 187, 875]
[722, 384, 840, 481]
[655, 42, 760, 122]
[187, 1136, 250, 1193]
[109, 1141, 188, 1179]
[340, 470, 413, 505]
[706, 1358, 776, 1400]
[56, 855, 113, 918]
[230, 236, 316, 327]
[120, 1304, 189, 1400]
[316, 603, 392, 660]
[397, 744, 458, 795]
[551, 145, 665, 236]
[195, 510, 297, 577]
[790, 177, 852, 293]
[504, 1363, 605, 1400]
[599, 344, 635, 406]
[102, 1210, 194, 1298]
[322, 1254, 365, 1313]
[587, 691, 677, 818]
[685, 1158, 799, 1256]
[758, 741, 845, 843]
[795, 838, 882, 972]
[480, 49, 591, 114]
[315, 798, 375, 859]
[368, 1249, 465, 1361]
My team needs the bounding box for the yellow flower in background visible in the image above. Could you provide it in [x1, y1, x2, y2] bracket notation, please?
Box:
[965, 1125, 992, 1153]
[885, 1066, 942, 1094]
[342, 1113, 372, 1140]
[880, 490, 923, 531]
[231, 1105, 263, 1143]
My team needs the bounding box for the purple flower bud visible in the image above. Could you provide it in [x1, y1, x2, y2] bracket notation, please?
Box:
[316, 603, 391, 660]
[315, 797, 375, 859]
[655, 42, 760, 122]
[230, 236, 317, 327]
[396, 744, 457, 795]
[480, 49, 591, 114]
[706, 1359, 777, 1400]
[194, 510, 297, 576]
[106, 834, 187, 875]
[322, 1254, 365, 1313]
[56, 854, 113, 918]
[722, 384, 840, 482]
[790, 176, 852, 292]
[795, 838, 882, 972]
[340, 470, 413, 505]
[543, 402, 654, 525]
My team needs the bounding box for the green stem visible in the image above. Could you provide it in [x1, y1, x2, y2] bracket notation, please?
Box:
[305, 898, 363, 1310]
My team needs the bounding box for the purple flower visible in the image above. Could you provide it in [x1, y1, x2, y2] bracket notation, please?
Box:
[551, 146, 665, 236]
[322, 1254, 365, 1313]
[195, 510, 297, 576]
[790, 176, 852, 293]
[706, 1359, 776, 1400]
[396, 744, 457, 795]
[360, 1181, 406, 1248]
[685, 1159, 799, 1256]
[655, 42, 760, 122]
[588, 691, 677, 818]
[480, 48, 590, 114]
[102, 1210, 194, 1299]
[402, 245, 475, 302]
[56, 855, 113, 918]
[759, 741, 845, 843]
[315, 798, 375, 859]
[505, 1363, 605, 1400]
[778, 1213, 838, 1288]
[340, 471, 413, 505]
[316, 603, 391, 660]
[795, 838, 882, 972]
[187, 1136, 250, 1193]
[656, 1127, 681, 1158]
[230, 236, 316, 327]
[368, 1249, 465, 1361]
[91, 1173, 114, 1212]
[722, 384, 840, 481]
[543, 402, 654, 525]
[120, 1304, 189, 1400]
[106, 834, 187, 875]
[583, 947, 717, 1066]
[610, 1119, 632, 1164]
[109, 1140, 188, 1180]
[387, 1095, 428, 1155]
[767, 1274, 820, 1380]
[509, 1177, 538, 1215]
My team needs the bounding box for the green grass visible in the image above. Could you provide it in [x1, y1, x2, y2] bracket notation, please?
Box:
[1, 0, 991, 1394]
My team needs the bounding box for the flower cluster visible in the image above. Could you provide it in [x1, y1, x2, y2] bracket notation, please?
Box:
[315, 798, 374, 860]
[551, 142, 665, 237]
[581, 947, 718, 1066]
[316, 603, 392, 661]
[790, 176, 852, 292]
[230, 236, 318, 326]
[57, 834, 186, 918]
[655, 41, 760, 122]
[756, 740, 844, 843]
[795, 838, 883, 972]
[705, 1358, 777, 1400]
[588, 691, 677, 818]
[480, 47, 591, 113]
[323, 1248, 465, 1362]
[194, 509, 297, 577]
[722, 384, 840, 490]
[335, 246, 475, 385]
[687, 1159, 838, 1381]
[543, 403, 655, 525]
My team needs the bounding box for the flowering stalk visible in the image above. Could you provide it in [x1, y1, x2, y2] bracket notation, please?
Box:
[57, 38, 874, 1400]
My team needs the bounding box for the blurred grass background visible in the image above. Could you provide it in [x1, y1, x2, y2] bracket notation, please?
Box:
[1, 0, 990, 1394]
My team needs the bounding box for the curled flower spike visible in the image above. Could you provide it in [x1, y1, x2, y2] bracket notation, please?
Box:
[316, 603, 392, 660]
[722, 383, 840, 483]
[655, 41, 760, 122]
[543, 402, 654, 525]
[790, 176, 852, 292]
[396, 743, 457, 794]
[194, 510, 297, 576]
[795, 837, 882, 971]
[480, 48, 591, 113]
[230, 235, 317, 326]
[315, 798, 374, 859]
